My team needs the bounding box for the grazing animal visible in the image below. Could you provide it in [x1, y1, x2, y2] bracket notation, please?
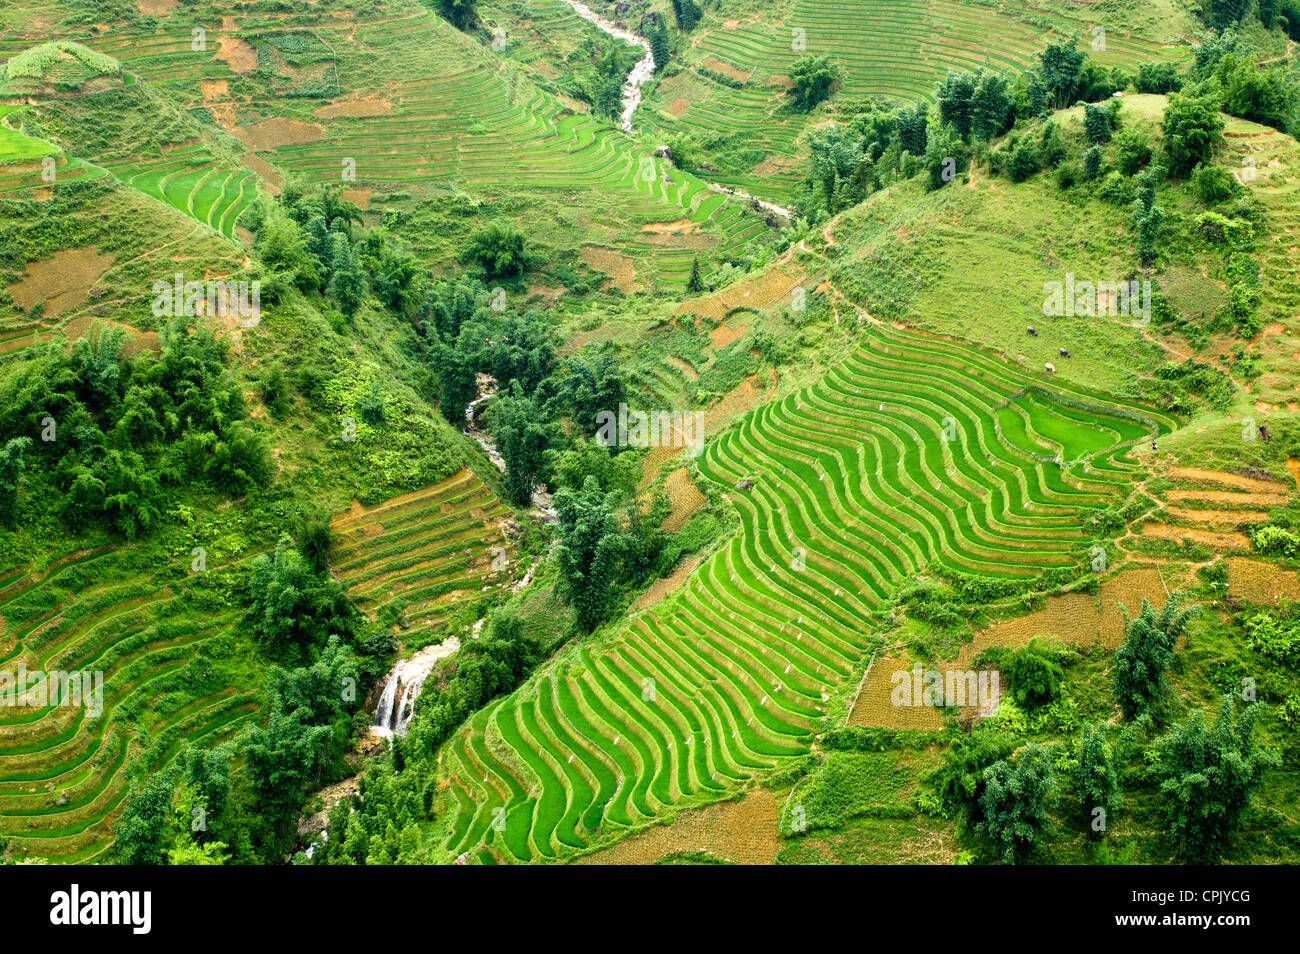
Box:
[1059, 347, 1070, 357]
[1045, 362, 1056, 373]
[1027, 326, 1037, 336]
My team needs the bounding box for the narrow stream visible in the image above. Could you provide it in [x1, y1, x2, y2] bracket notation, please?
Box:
[465, 373, 557, 521]
[369, 377, 554, 735]
[562, 0, 655, 134]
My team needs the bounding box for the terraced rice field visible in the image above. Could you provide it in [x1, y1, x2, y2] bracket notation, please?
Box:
[3, 8, 775, 283]
[98, 145, 260, 240]
[0, 154, 107, 200]
[267, 16, 767, 286]
[0, 30, 259, 237]
[1221, 121, 1300, 405]
[0, 550, 258, 862]
[642, 0, 1186, 202]
[330, 468, 514, 646]
[439, 323, 1176, 861]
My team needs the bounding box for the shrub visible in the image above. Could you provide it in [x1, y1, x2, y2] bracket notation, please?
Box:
[1008, 143, 1040, 182]
[1136, 62, 1183, 94]
[1243, 612, 1300, 667]
[1252, 524, 1300, 557]
[1098, 170, 1134, 204]
[1114, 127, 1152, 175]
[1192, 163, 1239, 204]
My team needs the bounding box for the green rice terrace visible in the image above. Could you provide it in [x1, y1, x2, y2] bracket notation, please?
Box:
[0, 0, 1298, 873]
[440, 323, 1175, 862]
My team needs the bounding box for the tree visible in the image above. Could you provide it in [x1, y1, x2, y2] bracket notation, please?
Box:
[1206, 0, 1249, 30]
[248, 536, 357, 656]
[113, 768, 178, 865]
[1153, 696, 1277, 862]
[1162, 91, 1226, 177]
[358, 379, 387, 427]
[434, 340, 478, 426]
[96, 448, 162, 539]
[1082, 144, 1103, 180]
[647, 15, 670, 73]
[205, 421, 272, 496]
[669, 0, 702, 31]
[487, 310, 555, 394]
[492, 385, 552, 507]
[923, 122, 969, 191]
[929, 728, 1020, 820]
[554, 476, 625, 630]
[68, 325, 126, 410]
[244, 638, 360, 855]
[970, 71, 1013, 140]
[462, 222, 529, 278]
[1072, 722, 1120, 837]
[557, 353, 626, 439]
[1113, 592, 1196, 719]
[1132, 166, 1166, 264]
[936, 70, 977, 139]
[1114, 126, 1152, 175]
[1007, 142, 1040, 182]
[1281, 1, 1300, 40]
[895, 103, 928, 156]
[1083, 102, 1113, 144]
[1033, 40, 1085, 111]
[1136, 61, 1182, 94]
[0, 437, 32, 526]
[977, 744, 1057, 863]
[435, 0, 477, 31]
[686, 257, 706, 293]
[1211, 53, 1298, 132]
[244, 707, 334, 845]
[327, 233, 368, 317]
[787, 55, 842, 111]
[297, 513, 333, 574]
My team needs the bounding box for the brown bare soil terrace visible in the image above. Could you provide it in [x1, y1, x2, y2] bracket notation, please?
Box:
[849, 567, 1171, 729]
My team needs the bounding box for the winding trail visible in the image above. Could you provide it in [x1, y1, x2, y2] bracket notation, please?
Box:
[561, 0, 791, 221]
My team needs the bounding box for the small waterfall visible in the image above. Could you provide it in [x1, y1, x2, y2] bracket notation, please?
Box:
[371, 637, 461, 737]
[372, 670, 400, 732]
